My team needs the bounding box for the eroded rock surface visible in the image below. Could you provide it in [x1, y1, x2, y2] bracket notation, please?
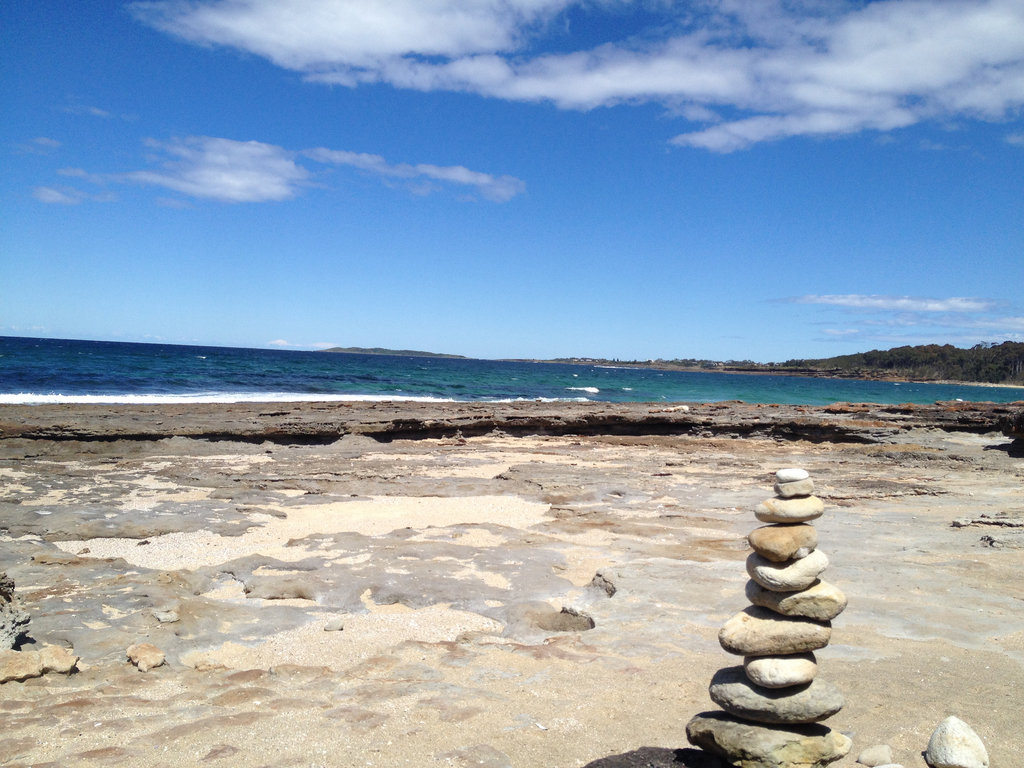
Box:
[0, 401, 1021, 767]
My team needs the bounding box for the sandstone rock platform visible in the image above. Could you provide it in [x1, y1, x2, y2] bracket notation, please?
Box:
[0, 400, 1021, 767]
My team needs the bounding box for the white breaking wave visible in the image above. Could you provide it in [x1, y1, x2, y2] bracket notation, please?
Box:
[566, 386, 600, 394]
[0, 392, 458, 405]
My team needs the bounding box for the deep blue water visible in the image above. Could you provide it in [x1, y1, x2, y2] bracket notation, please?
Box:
[1, 336, 1022, 405]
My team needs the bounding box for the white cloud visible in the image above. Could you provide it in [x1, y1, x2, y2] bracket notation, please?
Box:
[16, 137, 62, 155]
[33, 186, 83, 205]
[268, 339, 291, 346]
[305, 148, 525, 201]
[48, 136, 523, 204]
[796, 294, 995, 313]
[796, 293, 1024, 347]
[132, 0, 1024, 150]
[132, 0, 573, 71]
[63, 104, 114, 118]
[124, 137, 309, 202]
[32, 185, 115, 205]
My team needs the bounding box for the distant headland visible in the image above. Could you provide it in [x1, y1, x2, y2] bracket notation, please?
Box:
[532, 341, 1024, 387]
[320, 346, 467, 359]
[320, 341, 1024, 387]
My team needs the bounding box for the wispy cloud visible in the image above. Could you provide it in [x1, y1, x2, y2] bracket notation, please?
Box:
[305, 148, 525, 202]
[16, 137, 62, 155]
[793, 293, 1023, 346]
[796, 295, 995, 313]
[125, 137, 309, 203]
[132, 0, 1024, 151]
[32, 185, 115, 205]
[37, 136, 525, 205]
[63, 104, 115, 118]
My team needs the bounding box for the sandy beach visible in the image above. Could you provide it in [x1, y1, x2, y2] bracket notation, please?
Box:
[1, 400, 1022, 767]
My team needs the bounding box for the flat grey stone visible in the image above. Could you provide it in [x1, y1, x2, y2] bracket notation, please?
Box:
[686, 711, 851, 768]
[709, 666, 845, 724]
[775, 478, 815, 498]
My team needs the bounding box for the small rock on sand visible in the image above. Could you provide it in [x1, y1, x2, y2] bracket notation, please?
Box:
[127, 643, 166, 672]
[0, 645, 78, 683]
[858, 744, 895, 766]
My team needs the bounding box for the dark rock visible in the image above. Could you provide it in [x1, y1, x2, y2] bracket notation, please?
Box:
[0, 571, 30, 650]
[583, 746, 724, 767]
[589, 570, 618, 597]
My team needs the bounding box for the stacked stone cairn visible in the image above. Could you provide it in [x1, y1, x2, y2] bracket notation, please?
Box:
[686, 468, 852, 768]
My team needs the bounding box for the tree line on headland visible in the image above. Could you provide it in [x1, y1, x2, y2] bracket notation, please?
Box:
[552, 342, 1024, 385]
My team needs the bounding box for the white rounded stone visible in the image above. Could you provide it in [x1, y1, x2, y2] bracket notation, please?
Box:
[776, 468, 810, 483]
[743, 652, 817, 688]
[925, 716, 989, 768]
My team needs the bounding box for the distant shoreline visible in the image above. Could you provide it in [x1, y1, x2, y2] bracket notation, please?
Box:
[321, 346, 466, 359]
[519, 358, 1024, 390]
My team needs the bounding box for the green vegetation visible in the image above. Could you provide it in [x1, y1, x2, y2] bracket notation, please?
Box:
[780, 342, 1024, 384]
[549, 342, 1024, 385]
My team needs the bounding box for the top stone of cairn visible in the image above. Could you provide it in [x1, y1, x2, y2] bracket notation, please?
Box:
[775, 468, 810, 483]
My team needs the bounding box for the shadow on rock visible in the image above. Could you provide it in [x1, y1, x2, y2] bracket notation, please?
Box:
[582, 747, 724, 768]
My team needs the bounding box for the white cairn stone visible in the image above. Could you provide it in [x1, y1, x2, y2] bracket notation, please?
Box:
[747, 549, 829, 592]
[776, 468, 810, 483]
[925, 716, 989, 768]
[743, 652, 817, 688]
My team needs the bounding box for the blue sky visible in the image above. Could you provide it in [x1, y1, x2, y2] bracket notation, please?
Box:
[3, 0, 1023, 361]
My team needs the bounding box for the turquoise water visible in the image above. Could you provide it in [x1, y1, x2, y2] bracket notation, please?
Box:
[1, 336, 1022, 405]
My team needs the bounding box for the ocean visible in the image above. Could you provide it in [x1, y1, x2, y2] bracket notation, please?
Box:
[1, 336, 1022, 406]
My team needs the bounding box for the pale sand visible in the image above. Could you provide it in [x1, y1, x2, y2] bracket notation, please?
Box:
[180, 591, 504, 672]
[53, 494, 552, 571]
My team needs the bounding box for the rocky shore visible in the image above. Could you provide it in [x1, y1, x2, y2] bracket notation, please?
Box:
[1, 400, 1022, 767]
